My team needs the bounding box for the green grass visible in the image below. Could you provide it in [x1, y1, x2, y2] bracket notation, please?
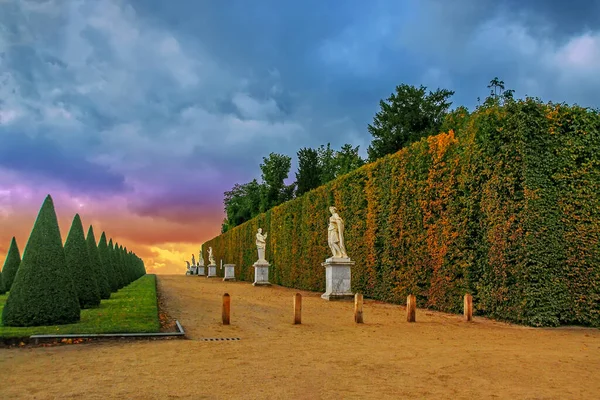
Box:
[0, 274, 160, 338]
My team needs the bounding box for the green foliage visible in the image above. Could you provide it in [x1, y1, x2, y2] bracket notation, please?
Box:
[0, 274, 159, 338]
[1, 237, 21, 292]
[98, 232, 119, 292]
[223, 180, 263, 229]
[109, 239, 126, 289]
[2, 195, 80, 326]
[260, 152, 294, 210]
[206, 99, 600, 328]
[367, 84, 455, 161]
[296, 147, 322, 196]
[334, 143, 365, 177]
[86, 226, 111, 300]
[64, 214, 101, 309]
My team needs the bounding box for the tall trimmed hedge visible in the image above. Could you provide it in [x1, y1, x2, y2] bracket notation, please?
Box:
[1, 237, 21, 292]
[86, 226, 111, 300]
[2, 195, 80, 326]
[204, 99, 600, 327]
[64, 214, 101, 308]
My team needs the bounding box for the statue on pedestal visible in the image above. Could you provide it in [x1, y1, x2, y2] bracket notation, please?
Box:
[198, 247, 205, 266]
[327, 206, 348, 259]
[208, 247, 215, 265]
[256, 228, 268, 262]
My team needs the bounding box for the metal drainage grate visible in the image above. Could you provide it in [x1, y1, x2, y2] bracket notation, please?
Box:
[198, 337, 241, 342]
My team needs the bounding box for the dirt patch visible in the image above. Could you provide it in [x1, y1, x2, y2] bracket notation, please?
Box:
[1, 275, 599, 399]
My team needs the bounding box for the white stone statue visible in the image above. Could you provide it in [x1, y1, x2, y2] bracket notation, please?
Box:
[256, 228, 268, 262]
[198, 247, 205, 266]
[208, 247, 215, 265]
[185, 261, 191, 270]
[191, 254, 196, 266]
[327, 206, 348, 259]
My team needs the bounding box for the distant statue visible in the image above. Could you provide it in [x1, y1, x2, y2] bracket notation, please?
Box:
[191, 254, 196, 266]
[256, 228, 268, 262]
[185, 261, 191, 270]
[208, 247, 215, 265]
[328, 206, 348, 259]
[198, 248, 205, 266]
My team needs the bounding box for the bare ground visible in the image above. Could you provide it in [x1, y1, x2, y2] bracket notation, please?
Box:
[1, 275, 599, 399]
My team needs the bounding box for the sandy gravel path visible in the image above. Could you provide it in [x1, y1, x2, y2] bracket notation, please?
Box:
[1, 275, 599, 399]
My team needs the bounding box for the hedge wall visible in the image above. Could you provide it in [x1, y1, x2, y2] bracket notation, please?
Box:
[205, 99, 600, 327]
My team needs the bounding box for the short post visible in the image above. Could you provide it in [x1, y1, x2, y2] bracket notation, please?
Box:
[406, 294, 416, 323]
[354, 293, 364, 323]
[222, 293, 230, 325]
[464, 293, 473, 322]
[293, 293, 302, 325]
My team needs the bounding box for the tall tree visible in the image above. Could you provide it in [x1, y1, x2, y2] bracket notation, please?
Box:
[64, 214, 101, 308]
[260, 152, 292, 210]
[334, 144, 365, 177]
[2, 195, 80, 326]
[317, 143, 337, 184]
[367, 84, 454, 161]
[1, 237, 21, 292]
[295, 147, 322, 196]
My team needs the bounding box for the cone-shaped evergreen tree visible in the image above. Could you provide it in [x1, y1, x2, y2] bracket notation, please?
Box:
[0, 269, 5, 294]
[109, 239, 123, 289]
[98, 232, 118, 292]
[2, 195, 80, 326]
[113, 241, 127, 288]
[119, 245, 129, 286]
[86, 226, 111, 300]
[64, 214, 101, 308]
[1, 237, 21, 292]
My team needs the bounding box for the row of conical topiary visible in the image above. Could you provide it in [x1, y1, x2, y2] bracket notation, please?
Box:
[0, 195, 147, 327]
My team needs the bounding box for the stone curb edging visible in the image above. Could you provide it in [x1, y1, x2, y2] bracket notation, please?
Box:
[27, 320, 186, 344]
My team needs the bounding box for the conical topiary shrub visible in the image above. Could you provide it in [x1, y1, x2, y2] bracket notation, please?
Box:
[86, 226, 111, 300]
[0, 269, 5, 295]
[64, 214, 101, 308]
[1, 237, 21, 292]
[112, 241, 126, 289]
[2, 195, 80, 326]
[98, 232, 118, 293]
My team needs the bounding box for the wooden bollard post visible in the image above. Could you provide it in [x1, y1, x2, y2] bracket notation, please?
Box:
[406, 294, 416, 323]
[354, 293, 364, 323]
[293, 293, 302, 324]
[222, 293, 230, 325]
[464, 293, 473, 322]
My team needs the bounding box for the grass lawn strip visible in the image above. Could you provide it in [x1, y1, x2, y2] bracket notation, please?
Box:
[0, 274, 159, 339]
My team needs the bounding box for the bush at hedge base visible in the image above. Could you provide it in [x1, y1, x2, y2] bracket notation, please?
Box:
[86, 226, 111, 300]
[65, 214, 101, 309]
[2, 195, 80, 326]
[1, 237, 21, 292]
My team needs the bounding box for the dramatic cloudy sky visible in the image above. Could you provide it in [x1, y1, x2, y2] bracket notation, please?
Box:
[1, 0, 599, 273]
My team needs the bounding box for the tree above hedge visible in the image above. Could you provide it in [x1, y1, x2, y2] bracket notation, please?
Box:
[1, 237, 21, 292]
[64, 214, 101, 309]
[2, 195, 80, 326]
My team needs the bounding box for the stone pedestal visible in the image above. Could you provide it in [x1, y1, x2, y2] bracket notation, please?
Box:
[191, 266, 198, 275]
[252, 261, 271, 286]
[207, 264, 217, 278]
[321, 257, 354, 301]
[223, 264, 236, 281]
[197, 266, 205, 276]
